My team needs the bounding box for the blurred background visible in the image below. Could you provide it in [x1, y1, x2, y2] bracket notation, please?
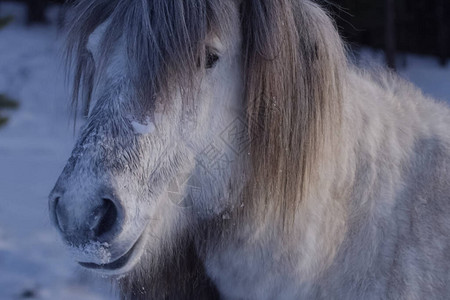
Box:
[327, 0, 450, 69]
[0, 0, 449, 299]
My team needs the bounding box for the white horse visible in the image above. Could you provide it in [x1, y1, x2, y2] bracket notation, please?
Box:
[49, 0, 450, 299]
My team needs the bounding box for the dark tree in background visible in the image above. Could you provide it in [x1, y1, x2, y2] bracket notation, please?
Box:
[325, 0, 449, 69]
[0, 0, 49, 24]
[26, 0, 47, 24]
[436, 0, 447, 66]
[0, 16, 18, 128]
[385, 0, 396, 70]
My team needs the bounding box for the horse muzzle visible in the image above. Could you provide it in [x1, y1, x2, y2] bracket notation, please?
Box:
[48, 183, 147, 275]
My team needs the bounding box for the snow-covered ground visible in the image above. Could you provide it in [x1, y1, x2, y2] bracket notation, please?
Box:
[0, 3, 116, 300]
[0, 2, 449, 300]
[357, 48, 450, 104]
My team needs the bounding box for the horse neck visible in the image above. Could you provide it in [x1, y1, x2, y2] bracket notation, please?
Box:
[341, 69, 418, 212]
[201, 68, 421, 280]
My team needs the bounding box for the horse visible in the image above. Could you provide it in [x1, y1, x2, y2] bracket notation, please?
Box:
[48, 0, 450, 299]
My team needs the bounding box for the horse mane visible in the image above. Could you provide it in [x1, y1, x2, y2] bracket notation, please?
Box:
[242, 0, 347, 226]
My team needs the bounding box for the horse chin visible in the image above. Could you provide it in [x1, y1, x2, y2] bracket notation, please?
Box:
[78, 231, 147, 276]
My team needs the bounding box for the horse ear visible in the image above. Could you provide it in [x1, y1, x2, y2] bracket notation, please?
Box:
[241, 0, 346, 222]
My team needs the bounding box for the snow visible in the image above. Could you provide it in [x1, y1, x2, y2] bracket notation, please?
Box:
[0, 2, 448, 300]
[356, 48, 450, 104]
[71, 242, 112, 265]
[131, 117, 156, 135]
[0, 3, 117, 300]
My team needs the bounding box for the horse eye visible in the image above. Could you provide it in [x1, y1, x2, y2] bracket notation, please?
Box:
[206, 51, 220, 69]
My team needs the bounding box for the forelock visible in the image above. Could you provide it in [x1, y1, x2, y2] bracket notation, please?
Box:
[65, 0, 235, 114]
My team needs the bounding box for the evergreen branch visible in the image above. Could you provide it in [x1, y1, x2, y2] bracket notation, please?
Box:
[0, 16, 14, 29]
[0, 94, 19, 109]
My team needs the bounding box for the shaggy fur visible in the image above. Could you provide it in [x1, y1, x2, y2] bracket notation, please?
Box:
[50, 0, 450, 299]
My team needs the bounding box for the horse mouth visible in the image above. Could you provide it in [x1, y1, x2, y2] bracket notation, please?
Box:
[79, 235, 144, 272]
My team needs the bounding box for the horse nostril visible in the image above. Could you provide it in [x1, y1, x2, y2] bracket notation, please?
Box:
[92, 198, 119, 239]
[50, 191, 122, 245]
[52, 196, 64, 231]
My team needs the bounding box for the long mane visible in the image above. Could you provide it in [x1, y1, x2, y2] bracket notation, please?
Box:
[242, 0, 347, 226]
